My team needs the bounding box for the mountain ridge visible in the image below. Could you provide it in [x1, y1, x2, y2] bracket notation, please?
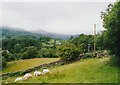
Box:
[1, 26, 79, 40]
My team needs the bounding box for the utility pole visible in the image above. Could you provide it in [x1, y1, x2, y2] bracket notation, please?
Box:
[88, 44, 91, 53]
[94, 24, 96, 57]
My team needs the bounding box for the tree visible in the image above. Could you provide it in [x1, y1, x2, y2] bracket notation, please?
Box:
[2, 50, 11, 61]
[13, 44, 22, 53]
[44, 48, 58, 58]
[101, 2, 120, 66]
[53, 39, 56, 49]
[70, 36, 73, 40]
[57, 42, 81, 62]
[96, 31, 105, 50]
[9, 54, 15, 61]
[2, 56, 7, 68]
[26, 46, 38, 58]
[21, 52, 29, 59]
[70, 34, 94, 51]
[37, 48, 47, 58]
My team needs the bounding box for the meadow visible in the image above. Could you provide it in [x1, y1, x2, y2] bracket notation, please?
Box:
[2, 57, 118, 83]
[2, 58, 59, 73]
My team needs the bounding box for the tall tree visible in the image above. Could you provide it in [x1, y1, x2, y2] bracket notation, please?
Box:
[101, 2, 120, 66]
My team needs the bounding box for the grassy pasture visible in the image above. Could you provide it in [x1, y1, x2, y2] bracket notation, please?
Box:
[2, 58, 59, 74]
[2, 57, 118, 83]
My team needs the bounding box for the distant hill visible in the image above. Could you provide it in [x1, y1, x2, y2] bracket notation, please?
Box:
[28, 29, 74, 40]
[1, 26, 42, 39]
[1, 26, 79, 40]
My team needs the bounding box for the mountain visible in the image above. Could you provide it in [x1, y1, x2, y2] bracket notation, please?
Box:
[28, 29, 78, 40]
[1, 26, 26, 31]
[1, 26, 42, 39]
[1, 26, 79, 40]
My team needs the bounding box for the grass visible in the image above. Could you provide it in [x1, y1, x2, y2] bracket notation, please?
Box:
[2, 58, 59, 74]
[48, 39, 60, 44]
[2, 57, 118, 83]
[42, 39, 60, 47]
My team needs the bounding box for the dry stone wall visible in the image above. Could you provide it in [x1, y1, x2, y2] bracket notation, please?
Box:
[0, 60, 62, 77]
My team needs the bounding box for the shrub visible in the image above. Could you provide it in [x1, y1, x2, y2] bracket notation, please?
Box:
[2, 56, 7, 68]
[20, 70, 29, 75]
[106, 55, 118, 67]
[2, 76, 8, 80]
[9, 73, 15, 77]
[57, 42, 81, 62]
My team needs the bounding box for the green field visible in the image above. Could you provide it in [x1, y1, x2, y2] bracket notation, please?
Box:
[42, 39, 60, 47]
[2, 58, 59, 73]
[2, 57, 118, 83]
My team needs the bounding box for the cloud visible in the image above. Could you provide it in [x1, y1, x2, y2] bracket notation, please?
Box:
[2, 2, 113, 34]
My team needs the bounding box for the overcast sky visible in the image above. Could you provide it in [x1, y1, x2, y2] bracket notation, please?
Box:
[1, 1, 116, 35]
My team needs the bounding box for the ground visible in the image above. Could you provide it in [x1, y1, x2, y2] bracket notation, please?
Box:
[2, 58, 59, 73]
[2, 57, 118, 83]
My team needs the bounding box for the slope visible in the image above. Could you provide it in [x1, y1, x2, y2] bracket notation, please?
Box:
[3, 57, 118, 83]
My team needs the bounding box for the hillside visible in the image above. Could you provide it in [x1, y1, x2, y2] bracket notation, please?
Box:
[2, 57, 118, 83]
[29, 29, 79, 40]
[1, 26, 78, 40]
[2, 58, 59, 73]
[1, 27, 42, 39]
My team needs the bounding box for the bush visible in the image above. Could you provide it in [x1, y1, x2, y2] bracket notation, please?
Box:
[57, 42, 81, 62]
[2, 76, 8, 80]
[9, 73, 15, 77]
[2, 56, 7, 68]
[106, 55, 118, 67]
[20, 70, 29, 75]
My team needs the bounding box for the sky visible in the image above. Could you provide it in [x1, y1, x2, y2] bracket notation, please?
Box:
[1, 0, 116, 35]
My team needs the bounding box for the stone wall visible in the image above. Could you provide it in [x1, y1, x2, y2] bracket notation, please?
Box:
[0, 60, 62, 77]
[1, 52, 107, 77]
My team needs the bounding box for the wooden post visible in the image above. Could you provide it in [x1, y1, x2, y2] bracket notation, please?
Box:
[88, 44, 90, 53]
[94, 24, 96, 57]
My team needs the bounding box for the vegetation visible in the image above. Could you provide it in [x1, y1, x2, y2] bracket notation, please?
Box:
[2, 58, 118, 83]
[2, 58, 59, 73]
[57, 42, 81, 62]
[70, 34, 94, 52]
[84, 54, 94, 59]
[2, 56, 7, 68]
[1, 31, 61, 68]
[101, 2, 120, 66]
[1, 2, 119, 84]
[1, 27, 41, 39]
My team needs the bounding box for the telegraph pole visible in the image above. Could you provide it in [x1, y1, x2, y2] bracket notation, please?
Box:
[88, 44, 90, 53]
[94, 24, 96, 57]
